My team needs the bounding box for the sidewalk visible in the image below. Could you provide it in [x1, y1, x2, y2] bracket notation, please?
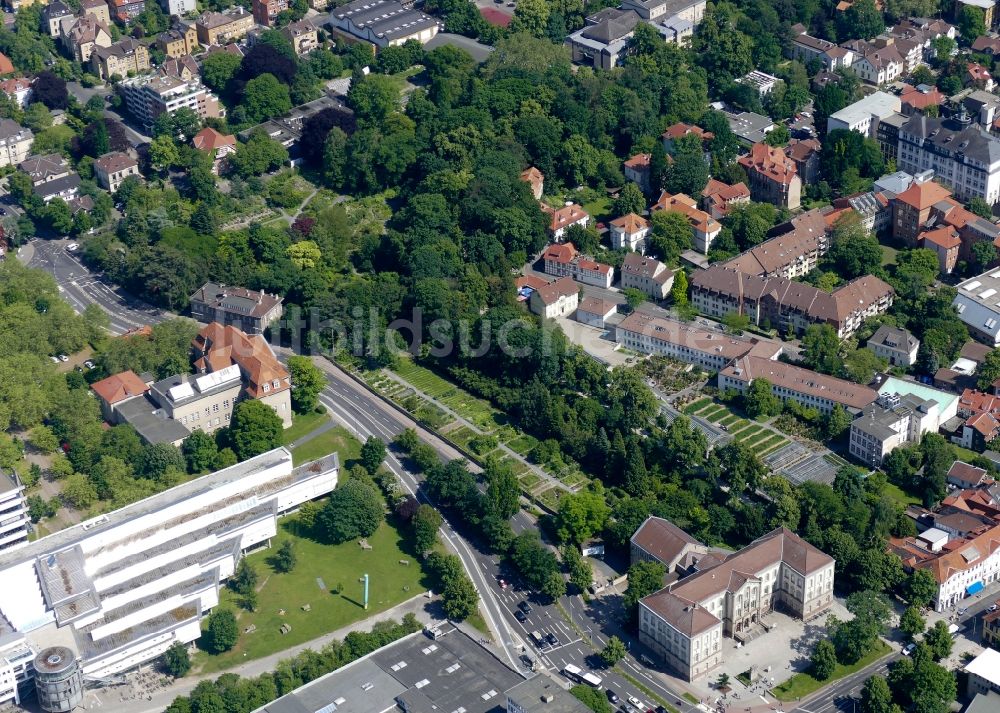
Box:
[80, 595, 435, 713]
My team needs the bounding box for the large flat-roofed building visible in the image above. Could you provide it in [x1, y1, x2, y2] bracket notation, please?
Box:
[119, 74, 224, 132]
[637, 522, 835, 681]
[827, 91, 902, 137]
[0, 447, 338, 682]
[614, 311, 778, 371]
[849, 390, 950, 467]
[954, 269, 1000, 346]
[189, 282, 283, 335]
[253, 626, 523, 713]
[719, 355, 877, 414]
[506, 675, 594, 713]
[327, 0, 441, 48]
[0, 472, 29, 555]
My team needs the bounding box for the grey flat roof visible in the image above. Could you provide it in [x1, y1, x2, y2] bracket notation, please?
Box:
[256, 628, 523, 713]
[505, 676, 592, 713]
[115, 395, 191, 445]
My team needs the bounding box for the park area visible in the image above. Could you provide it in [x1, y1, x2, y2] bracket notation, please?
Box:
[771, 640, 891, 701]
[193, 516, 427, 674]
[682, 397, 791, 458]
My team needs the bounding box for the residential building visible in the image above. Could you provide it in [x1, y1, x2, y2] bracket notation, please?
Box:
[327, 0, 441, 48]
[701, 179, 750, 219]
[620, 253, 673, 299]
[835, 191, 892, 234]
[984, 608, 1000, 650]
[948, 460, 991, 489]
[661, 122, 713, 157]
[897, 111, 1000, 205]
[973, 35, 1000, 55]
[193, 127, 236, 174]
[18, 154, 80, 204]
[80, 0, 111, 25]
[189, 282, 283, 335]
[156, 23, 198, 59]
[609, 213, 651, 252]
[638, 523, 835, 681]
[866, 325, 919, 366]
[900, 84, 945, 116]
[954, 268, 1000, 346]
[90, 369, 150, 423]
[852, 45, 905, 85]
[528, 276, 578, 319]
[0, 470, 29, 553]
[826, 91, 903, 137]
[953, 388, 1000, 449]
[738, 143, 802, 210]
[281, 20, 318, 55]
[519, 167, 544, 200]
[624, 153, 651, 192]
[920, 224, 961, 273]
[252, 0, 287, 26]
[786, 138, 822, 185]
[619, 0, 706, 23]
[566, 8, 640, 70]
[652, 191, 721, 253]
[955, 0, 995, 30]
[719, 209, 830, 280]
[691, 264, 894, 338]
[160, 54, 200, 82]
[725, 110, 775, 146]
[891, 179, 956, 244]
[91, 38, 150, 80]
[615, 311, 774, 370]
[119, 74, 224, 132]
[541, 242, 614, 288]
[161, 0, 196, 16]
[107, 0, 146, 22]
[890, 522, 1000, 612]
[42, 1, 72, 37]
[0, 120, 32, 168]
[0, 78, 31, 108]
[960, 89, 1000, 126]
[576, 295, 617, 328]
[0, 447, 338, 683]
[60, 15, 112, 64]
[791, 32, 854, 69]
[542, 203, 590, 240]
[849, 387, 956, 466]
[93, 151, 139, 193]
[720, 355, 877, 414]
[968, 62, 995, 91]
[195, 7, 254, 45]
[875, 111, 908, 163]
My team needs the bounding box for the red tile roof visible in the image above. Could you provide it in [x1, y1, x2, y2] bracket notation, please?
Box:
[895, 180, 952, 211]
[738, 143, 798, 186]
[609, 212, 649, 233]
[920, 225, 961, 250]
[193, 127, 236, 152]
[91, 370, 149, 405]
[192, 323, 289, 399]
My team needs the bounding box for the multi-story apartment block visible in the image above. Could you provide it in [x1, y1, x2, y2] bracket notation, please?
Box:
[787, 138, 822, 185]
[91, 38, 150, 80]
[156, 23, 198, 59]
[161, 0, 196, 16]
[637, 519, 835, 681]
[897, 111, 1000, 205]
[252, 0, 287, 26]
[722, 209, 830, 280]
[866, 325, 919, 366]
[42, 0, 72, 37]
[615, 311, 774, 371]
[738, 143, 802, 209]
[195, 6, 254, 46]
[0, 471, 29, 553]
[528, 276, 578, 319]
[651, 191, 721, 253]
[60, 15, 112, 64]
[120, 74, 224, 132]
[849, 388, 956, 466]
[107, 0, 146, 22]
[701, 179, 750, 219]
[80, 0, 111, 25]
[690, 265, 894, 339]
[720, 355, 877, 414]
[93, 151, 139, 193]
[0, 447, 337, 683]
[609, 213, 651, 251]
[620, 253, 673, 299]
[189, 283, 283, 336]
[541, 243, 614, 288]
[281, 20, 318, 55]
[0, 120, 33, 168]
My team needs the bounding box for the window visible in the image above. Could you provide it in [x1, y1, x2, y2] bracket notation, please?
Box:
[263, 383, 270, 393]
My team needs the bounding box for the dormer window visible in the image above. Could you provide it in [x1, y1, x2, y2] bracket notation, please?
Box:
[272, 379, 280, 388]
[263, 383, 270, 392]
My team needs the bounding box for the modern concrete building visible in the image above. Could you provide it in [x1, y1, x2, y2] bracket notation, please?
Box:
[954, 268, 1000, 346]
[849, 388, 955, 466]
[327, 0, 441, 48]
[0, 470, 29, 553]
[0, 447, 338, 683]
[866, 325, 919, 367]
[119, 75, 224, 132]
[636, 520, 835, 681]
[34, 647, 82, 713]
[189, 283, 283, 336]
[826, 91, 902, 137]
[566, 8, 639, 70]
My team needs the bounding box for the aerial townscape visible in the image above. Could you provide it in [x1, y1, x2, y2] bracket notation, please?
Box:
[19, 0, 1000, 713]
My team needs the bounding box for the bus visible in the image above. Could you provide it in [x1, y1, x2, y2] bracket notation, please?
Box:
[579, 671, 603, 690]
[562, 664, 582, 681]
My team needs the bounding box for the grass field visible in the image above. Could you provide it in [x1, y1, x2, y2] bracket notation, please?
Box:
[683, 397, 712, 414]
[772, 640, 891, 701]
[193, 518, 427, 674]
[880, 244, 898, 267]
[282, 410, 332, 446]
[883, 481, 921, 508]
[393, 360, 500, 431]
[290, 426, 361, 466]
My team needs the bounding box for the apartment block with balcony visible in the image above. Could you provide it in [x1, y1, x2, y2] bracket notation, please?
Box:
[91, 38, 150, 81]
[0, 471, 29, 553]
[0, 120, 33, 169]
[119, 74, 224, 132]
[195, 6, 254, 45]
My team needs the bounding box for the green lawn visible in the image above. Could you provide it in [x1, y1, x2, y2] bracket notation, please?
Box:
[883, 481, 921, 508]
[282, 410, 332, 446]
[393, 359, 500, 431]
[683, 397, 712, 414]
[193, 518, 427, 674]
[290, 426, 361, 466]
[880, 244, 898, 267]
[772, 640, 892, 701]
[582, 195, 613, 223]
[734, 424, 764, 440]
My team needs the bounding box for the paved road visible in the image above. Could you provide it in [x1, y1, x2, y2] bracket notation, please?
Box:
[790, 654, 895, 713]
[22, 238, 167, 334]
[67, 81, 151, 147]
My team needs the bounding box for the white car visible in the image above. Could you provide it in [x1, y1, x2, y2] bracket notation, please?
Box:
[902, 643, 916, 656]
[66, 243, 79, 252]
[83, 360, 95, 369]
[49, 356, 59, 363]
[57, 355, 68, 362]
[627, 697, 643, 709]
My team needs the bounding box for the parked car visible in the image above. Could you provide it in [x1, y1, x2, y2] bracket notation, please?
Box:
[988, 604, 998, 613]
[545, 632, 558, 646]
[902, 643, 916, 656]
[518, 601, 532, 614]
[49, 356, 59, 363]
[514, 610, 527, 623]
[83, 360, 95, 369]
[957, 607, 968, 616]
[58, 354, 68, 362]
[497, 577, 507, 589]
[628, 697, 643, 709]
[607, 691, 620, 704]
[66, 243, 78, 252]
